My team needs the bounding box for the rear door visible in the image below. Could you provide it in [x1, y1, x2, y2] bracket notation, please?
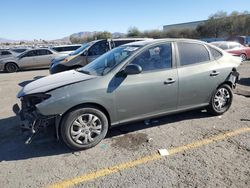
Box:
[176, 42, 221, 109]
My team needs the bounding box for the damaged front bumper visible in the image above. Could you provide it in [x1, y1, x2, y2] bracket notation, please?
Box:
[13, 95, 57, 144]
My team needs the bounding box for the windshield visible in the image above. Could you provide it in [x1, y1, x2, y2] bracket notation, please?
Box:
[17, 50, 27, 58]
[77, 45, 141, 76]
[69, 42, 91, 56]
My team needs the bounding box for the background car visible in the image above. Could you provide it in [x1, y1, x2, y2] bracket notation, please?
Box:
[0, 49, 18, 59]
[50, 44, 81, 54]
[15, 39, 240, 150]
[211, 41, 250, 61]
[0, 48, 66, 73]
[50, 38, 152, 74]
[10, 48, 29, 53]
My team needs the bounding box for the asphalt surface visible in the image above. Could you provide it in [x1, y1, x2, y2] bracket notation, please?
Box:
[0, 63, 249, 188]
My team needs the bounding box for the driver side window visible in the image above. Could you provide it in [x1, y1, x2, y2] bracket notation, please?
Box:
[131, 43, 172, 72]
[88, 41, 109, 56]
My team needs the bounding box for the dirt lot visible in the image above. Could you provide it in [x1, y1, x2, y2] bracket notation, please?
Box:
[0, 63, 249, 188]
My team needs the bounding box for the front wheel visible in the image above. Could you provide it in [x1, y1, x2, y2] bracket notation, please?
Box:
[61, 107, 109, 150]
[207, 84, 233, 116]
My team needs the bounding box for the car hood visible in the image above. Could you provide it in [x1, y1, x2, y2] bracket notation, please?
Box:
[17, 70, 97, 97]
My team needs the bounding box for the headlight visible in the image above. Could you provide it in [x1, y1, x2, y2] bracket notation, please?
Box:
[23, 93, 51, 106]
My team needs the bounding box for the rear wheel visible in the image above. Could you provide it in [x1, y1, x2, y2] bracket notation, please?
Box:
[240, 54, 247, 62]
[5, 62, 19, 73]
[61, 107, 109, 150]
[207, 84, 233, 115]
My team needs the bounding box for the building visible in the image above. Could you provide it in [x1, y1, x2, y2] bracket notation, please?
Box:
[163, 20, 206, 32]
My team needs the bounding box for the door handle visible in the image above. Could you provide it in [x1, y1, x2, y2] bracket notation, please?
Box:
[164, 78, 176, 85]
[210, 70, 220, 76]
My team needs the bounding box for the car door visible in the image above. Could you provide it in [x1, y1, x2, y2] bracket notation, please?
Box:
[18, 50, 37, 69]
[176, 42, 221, 109]
[35, 49, 54, 68]
[87, 40, 109, 63]
[114, 43, 178, 123]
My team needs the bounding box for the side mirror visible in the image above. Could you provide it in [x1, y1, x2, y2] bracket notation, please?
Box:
[123, 64, 142, 75]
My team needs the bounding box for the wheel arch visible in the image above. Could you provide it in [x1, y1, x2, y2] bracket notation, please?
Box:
[4, 62, 19, 70]
[240, 53, 247, 60]
[217, 81, 233, 89]
[56, 102, 111, 139]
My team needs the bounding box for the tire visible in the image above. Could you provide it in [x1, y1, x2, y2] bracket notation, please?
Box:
[5, 62, 19, 73]
[207, 84, 233, 116]
[240, 54, 247, 62]
[60, 106, 109, 150]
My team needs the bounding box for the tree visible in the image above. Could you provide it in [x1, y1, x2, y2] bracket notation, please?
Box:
[197, 11, 250, 38]
[94, 31, 112, 39]
[127, 27, 141, 37]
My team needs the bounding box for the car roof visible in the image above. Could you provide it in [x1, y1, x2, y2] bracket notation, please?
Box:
[111, 38, 153, 41]
[123, 38, 208, 47]
[211, 41, 241, 45]
[52, 44, 82, 48]
[25, 48, 53, 53]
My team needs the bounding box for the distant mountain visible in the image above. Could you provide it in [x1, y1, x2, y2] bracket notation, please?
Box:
[50, 36, 71, 43]
[70, 31, 95, 39]
[70, 31, 126, 39]
[0, 38, 15, 43]
[0, 31, 126, 44]
[112, 32, 126, 38]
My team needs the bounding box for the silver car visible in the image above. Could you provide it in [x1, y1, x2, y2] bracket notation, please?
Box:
[14, 39, 240, 150]
[0, 49, 18, 60]
[0, 48, 67, 73]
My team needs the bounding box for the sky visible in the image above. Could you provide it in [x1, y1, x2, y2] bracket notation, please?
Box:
[0, 0, 248, 40]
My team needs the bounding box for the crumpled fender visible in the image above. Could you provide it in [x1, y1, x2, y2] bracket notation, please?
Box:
[227, 69, 240, 88]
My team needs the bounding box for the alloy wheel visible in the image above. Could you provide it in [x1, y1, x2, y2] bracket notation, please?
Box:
[213, 88, 231, 111]
[70, 113, 102, 145]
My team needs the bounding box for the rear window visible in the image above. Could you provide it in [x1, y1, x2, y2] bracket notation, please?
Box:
[208, 46, 223, 60]
[177, 42, 210, 66]
[229, 43, 241, 49]
[1, 51, 11, 55]
[11, 49, 26, 53]
[218, 43, 228, 50]
[113, 40, 136, 47]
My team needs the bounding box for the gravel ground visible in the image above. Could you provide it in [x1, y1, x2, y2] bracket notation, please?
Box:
[0, 63, 249, 188]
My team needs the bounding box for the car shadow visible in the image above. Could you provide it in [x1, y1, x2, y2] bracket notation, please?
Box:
[238, 77, 250, 87]
[18, 76, 45, 87]
[0, 109, 210, 162]
[106, 109, 211, 138]
[0, 68, 49, 74]
[0, 116, 72, 162]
